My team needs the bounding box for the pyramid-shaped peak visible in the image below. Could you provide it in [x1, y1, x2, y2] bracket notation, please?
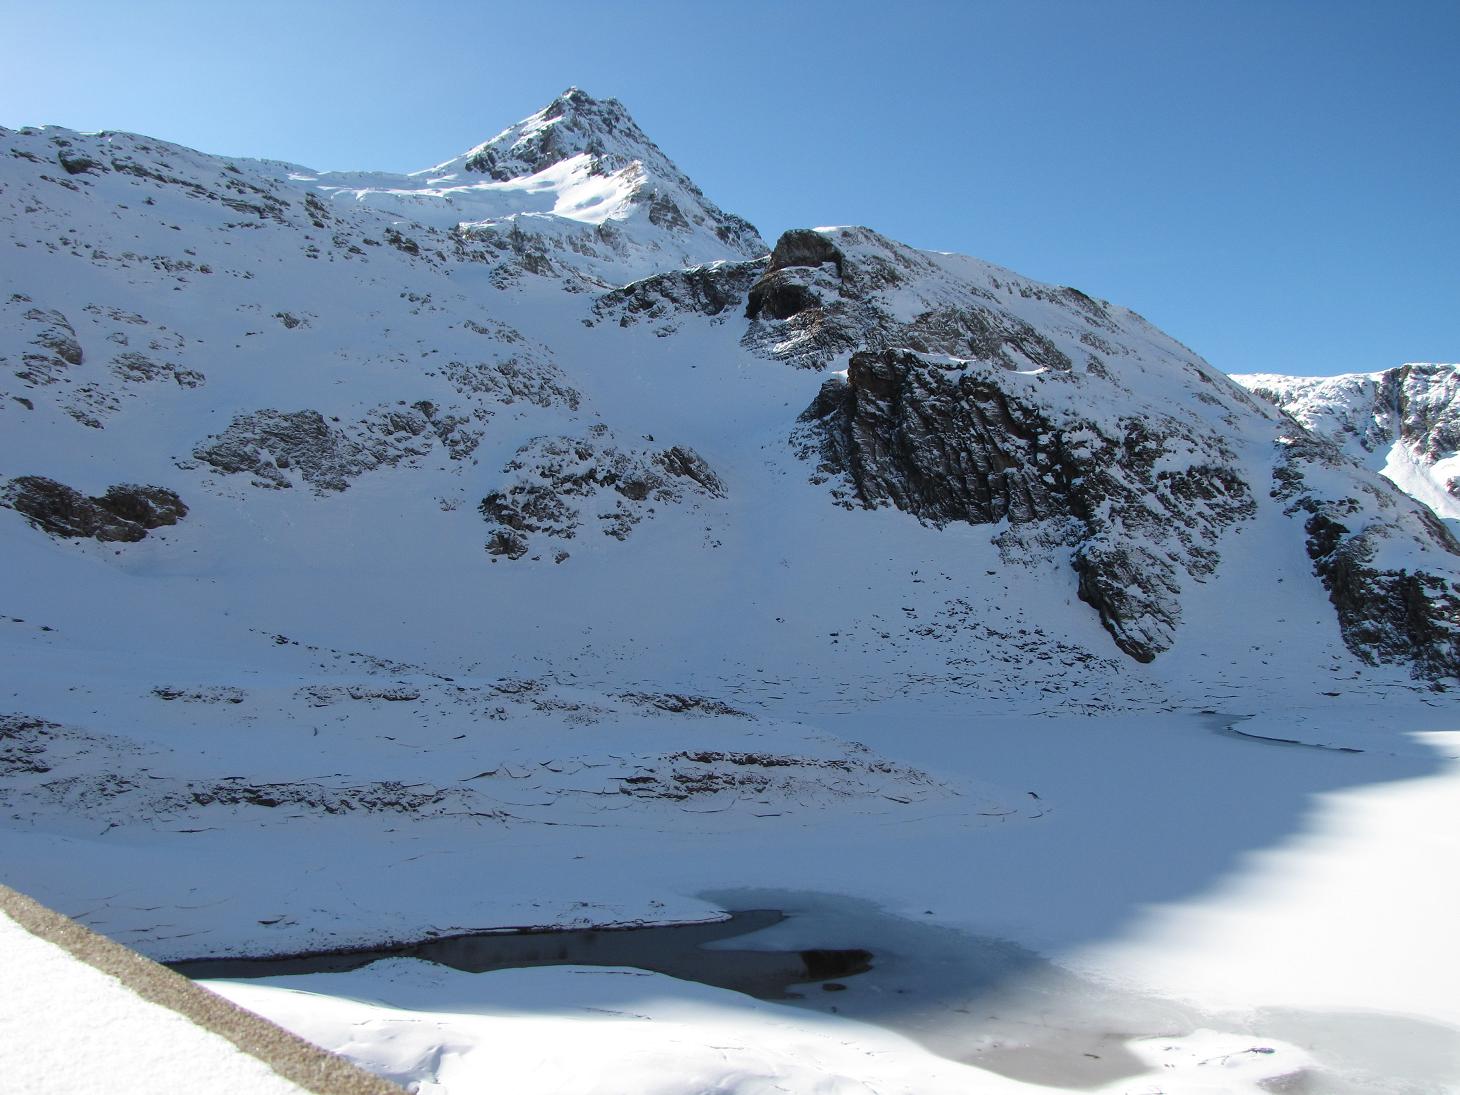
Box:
[462, 88, 659, 182]
[404, 89, 766, 269]
[543, 86, 622, 117]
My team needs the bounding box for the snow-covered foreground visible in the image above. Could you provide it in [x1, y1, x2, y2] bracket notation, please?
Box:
[0, 909, 307, 1095]
[4, 610, 1456, 1091]
[208, 962, 1314, 1095]
[182, 703, 1460, 1095]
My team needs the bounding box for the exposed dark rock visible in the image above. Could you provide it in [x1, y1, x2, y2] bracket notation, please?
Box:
[455, 88, 764, 263]
[1, 709, 469, 823]
[95, 483, 188, 530]
[97, 150, 293, 223]
[1386, 363, 1460, 464]
[110, 351, 205, 388]
[110, 351, 164, 381]
[1274, 426, 1460, 679]
[178, 779, 459, 815]
[57, 152, 103, 176]
[193, 405, 478, 492]
[617, 693, 748, 717]
[441, 354, 580, 412]
[303, 192, 331, 226]
[383, 227, 421, 256]
[1, 476, 187, 543]
[84, 303, 149, 326]
[743, 227, 1088, 372]
[766, 229, 845, 277]
[485, 529, 529, 559]
[0, 715, 61, 775]
[153, 686, 246, 704]
[944, 307, 1073, 373]
[0, 714, 148, 819]
[593, 260, 764, 329]
[654, 446, 726, 496]
[803, 354, 1059, 525]
[298, 684, 421, 705]
[16, 307, 83, 385]
[362, 401, 482, 462]
[614, 749, 938, 802]
[1250, 364, 1460, 470]
[644, 191, 690, 230]
[746, 276, 822, 322]
[464, 88, 620, 180]
[798, 349, 1254, 661]
[193, 410, 358, 491]
[479, 430, 725, 554]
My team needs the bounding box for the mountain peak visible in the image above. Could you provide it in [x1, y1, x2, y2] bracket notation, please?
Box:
[399, 87, 766, 279]
[460, 87, 655, 182]
[544, 85, 617, 115]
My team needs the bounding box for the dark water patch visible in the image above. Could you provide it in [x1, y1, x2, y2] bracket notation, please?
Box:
[167, 909, 872, 999]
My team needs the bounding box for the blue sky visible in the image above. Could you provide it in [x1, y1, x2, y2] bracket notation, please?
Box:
[5, 0, 1455, 377]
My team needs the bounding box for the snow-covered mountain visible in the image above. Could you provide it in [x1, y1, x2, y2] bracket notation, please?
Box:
[3, 85, 1458, 730]
[4, 89, 1460, 1095]
[1234, 364, 1460, 527]
[294, 86, 765, 287]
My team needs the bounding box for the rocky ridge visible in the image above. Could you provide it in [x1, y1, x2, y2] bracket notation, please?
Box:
[1235, 364, 1460, 525]
[1269, 423, 1460, 677]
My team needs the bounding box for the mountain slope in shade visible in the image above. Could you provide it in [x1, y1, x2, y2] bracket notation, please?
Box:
[1234, 364, 1460, 526]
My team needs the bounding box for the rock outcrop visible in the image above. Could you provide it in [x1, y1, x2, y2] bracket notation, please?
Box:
[191, 404, 484, 492]
[480, 429, 725, 559]
[192, 410, 372, 492]
[1236, 364, 1460, 521]
[593, 260, 764, 333]
[13, 305, 84, 386]
[1271, 425, 1460, 679]
[2, 476, 187, 542]
[798, 348, 1254, 661]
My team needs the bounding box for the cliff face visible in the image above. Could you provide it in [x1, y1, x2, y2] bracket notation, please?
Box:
[731, 227, 1458, 675]
[797, 347, 1255, 662]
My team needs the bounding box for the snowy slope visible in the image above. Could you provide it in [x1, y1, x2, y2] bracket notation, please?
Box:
[3, 89, 1460, 1095]
[1235, 364, 1460, 526]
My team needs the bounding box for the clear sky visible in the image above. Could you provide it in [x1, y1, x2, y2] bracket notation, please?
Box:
[4, 0, 1456, 377]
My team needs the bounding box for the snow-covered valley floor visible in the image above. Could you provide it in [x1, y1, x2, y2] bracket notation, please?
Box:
[12, 674, 1452, 1093]
[199, 703, 1460, 1093]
